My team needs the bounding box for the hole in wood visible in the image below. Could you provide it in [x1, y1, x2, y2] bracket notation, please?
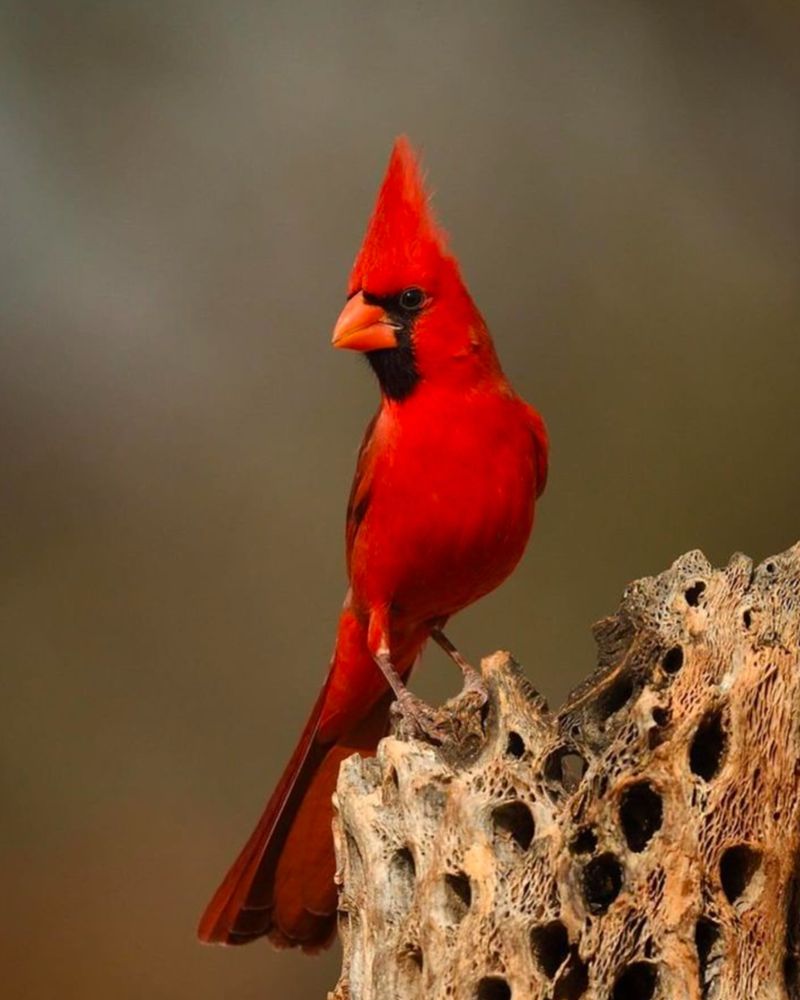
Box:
[685, 580, 706, 606]
[476, 976, 511, 1000]
[651, 706, 670, 727]
[582, 853, 623, 914]
[786, 953, 799, 996]
[553, 949, 589, 999]
[695, 916, 720, 997]
[612, 961, 658, 1000]
[544, 747, 587, 791]
[784, 871, 800, 994]
[720, 844, 762, 905]
[570, 827, 597, 855]
[597, 673, 634, 720]
[405, 945, 423, 969]
[689, 709, 727, 781]
[661, 645, 684, 674]
[443, 871, 472, 923]
[743, 608, 752, 629]
[389, 847, 416, 914]
[531, 920, 569, 978]
[648, 706, 671, 749]
[397, 943, 423, 993]
[506, 731, 525, 758]
[492, 801, 535, 850]
[562, 753, 587, 788]
[619, 782, 663, 853]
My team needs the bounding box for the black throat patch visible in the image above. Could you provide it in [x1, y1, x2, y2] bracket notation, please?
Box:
[362, 291, 421, 402]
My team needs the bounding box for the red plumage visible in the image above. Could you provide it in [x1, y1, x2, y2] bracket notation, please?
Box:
[348, 136, 448, 299]
[198, 137, 548, 951]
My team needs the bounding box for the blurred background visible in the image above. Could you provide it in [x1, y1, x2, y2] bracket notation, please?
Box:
[2, 1, 798, 997]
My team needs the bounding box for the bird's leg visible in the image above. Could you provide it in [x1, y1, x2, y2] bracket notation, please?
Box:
[368, 613, 448, 742]
[372, 647, 449, 744]
[430, 627, 488, 703]
[372, 646, 416, 712]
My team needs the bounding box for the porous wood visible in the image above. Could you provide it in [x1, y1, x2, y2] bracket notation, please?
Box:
[329, 543, 800, 1000]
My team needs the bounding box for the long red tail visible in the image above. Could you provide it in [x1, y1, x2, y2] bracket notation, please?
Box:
[197, 608, 420, 951]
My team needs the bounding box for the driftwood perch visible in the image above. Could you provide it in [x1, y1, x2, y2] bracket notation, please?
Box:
[329, 543, 800, 1000]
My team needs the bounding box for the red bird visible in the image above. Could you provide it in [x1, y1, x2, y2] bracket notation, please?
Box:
[198, 138, 548, 951]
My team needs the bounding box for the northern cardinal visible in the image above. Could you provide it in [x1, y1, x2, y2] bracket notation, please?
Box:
[198, 138, 548, 951]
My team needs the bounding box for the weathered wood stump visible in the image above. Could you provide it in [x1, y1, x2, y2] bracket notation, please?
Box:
[329, 543, 800, 1000]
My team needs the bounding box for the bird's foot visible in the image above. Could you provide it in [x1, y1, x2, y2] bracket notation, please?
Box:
[391, 689, 451, 745]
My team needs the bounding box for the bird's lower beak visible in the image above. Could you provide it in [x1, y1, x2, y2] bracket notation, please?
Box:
[331, 292, 399, 352]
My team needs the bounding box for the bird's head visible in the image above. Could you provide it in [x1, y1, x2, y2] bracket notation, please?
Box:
[332, 137, 499, 401]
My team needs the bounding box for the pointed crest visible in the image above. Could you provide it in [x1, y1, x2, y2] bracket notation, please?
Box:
[348, 137, 450, 297]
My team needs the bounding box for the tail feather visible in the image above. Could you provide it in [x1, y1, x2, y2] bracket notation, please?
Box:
[197, 680, 331, 946]
[198, 607, 420, 951]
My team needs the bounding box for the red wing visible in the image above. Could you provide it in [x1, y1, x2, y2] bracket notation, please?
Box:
[345, 410, 380, 572]
[526, 404, 549, 498]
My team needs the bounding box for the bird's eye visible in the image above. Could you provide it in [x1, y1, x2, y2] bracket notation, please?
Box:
[399, 287, 425, 311]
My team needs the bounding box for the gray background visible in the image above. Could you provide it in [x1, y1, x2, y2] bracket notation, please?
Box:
[2, 1, 798, 997]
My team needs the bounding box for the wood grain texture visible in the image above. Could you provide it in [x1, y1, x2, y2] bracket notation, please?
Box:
[329, 542, 800, 1000]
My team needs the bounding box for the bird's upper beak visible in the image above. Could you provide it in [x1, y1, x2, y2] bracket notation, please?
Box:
[331, 291, 399, 352]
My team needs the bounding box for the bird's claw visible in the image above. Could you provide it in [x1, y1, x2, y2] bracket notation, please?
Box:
[391, 690, 451, 745]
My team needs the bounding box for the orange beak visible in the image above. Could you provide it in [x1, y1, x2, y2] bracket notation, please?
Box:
[331, 292, 399, 352]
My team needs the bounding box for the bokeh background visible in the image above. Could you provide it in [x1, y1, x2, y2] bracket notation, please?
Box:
[2, 1, 799, 997]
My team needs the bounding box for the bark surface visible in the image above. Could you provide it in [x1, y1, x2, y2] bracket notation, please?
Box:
[329, 543, 800, 1000]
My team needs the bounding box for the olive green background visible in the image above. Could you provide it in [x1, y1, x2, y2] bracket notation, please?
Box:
[2, 2, 798, 997]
